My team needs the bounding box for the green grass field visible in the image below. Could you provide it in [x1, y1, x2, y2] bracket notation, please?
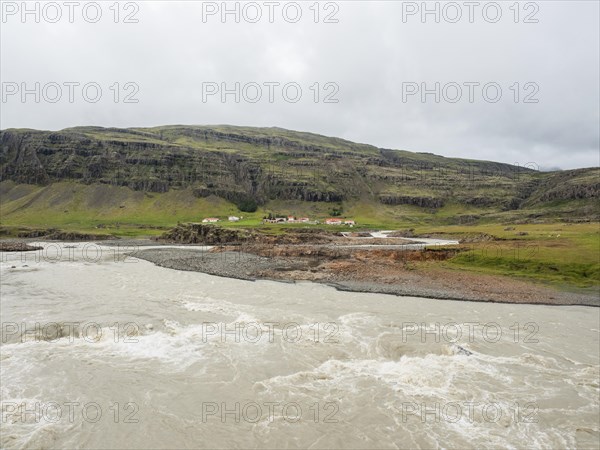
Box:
[0, 181, 447, 234]
[414, 223, 600, 289]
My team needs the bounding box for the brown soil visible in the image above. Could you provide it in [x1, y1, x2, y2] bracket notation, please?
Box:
[207, 244, 598, 306]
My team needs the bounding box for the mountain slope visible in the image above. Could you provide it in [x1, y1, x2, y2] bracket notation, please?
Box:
[1, 125, 598, 227]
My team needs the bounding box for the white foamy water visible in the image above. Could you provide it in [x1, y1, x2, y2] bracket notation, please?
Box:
[0, 243, 598, 449]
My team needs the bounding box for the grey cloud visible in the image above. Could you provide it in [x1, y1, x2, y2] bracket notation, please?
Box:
[1, 0, 598, 170]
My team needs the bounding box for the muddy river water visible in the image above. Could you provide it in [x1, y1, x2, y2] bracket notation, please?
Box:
[1, 243, 598, 449]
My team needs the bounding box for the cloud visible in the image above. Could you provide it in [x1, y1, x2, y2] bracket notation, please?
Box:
[1, 1, 598, 169]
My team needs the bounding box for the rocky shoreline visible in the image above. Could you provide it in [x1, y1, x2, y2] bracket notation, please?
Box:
[132, 247, 600, 307]
[0, 242, 43, 252]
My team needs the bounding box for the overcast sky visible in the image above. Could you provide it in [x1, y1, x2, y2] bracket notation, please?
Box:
[1, 1, 598, 169]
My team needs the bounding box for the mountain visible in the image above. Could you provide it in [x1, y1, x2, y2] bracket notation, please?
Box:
[1, 125, 598, 229]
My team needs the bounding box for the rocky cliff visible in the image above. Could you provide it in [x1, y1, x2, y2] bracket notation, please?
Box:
[1, 125, 598, 214]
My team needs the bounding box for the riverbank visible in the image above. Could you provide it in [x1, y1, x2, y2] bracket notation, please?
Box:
[132, 247, 599, 307]
[2, 220, 598, 306]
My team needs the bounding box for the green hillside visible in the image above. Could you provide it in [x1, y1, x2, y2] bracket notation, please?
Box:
[1, 125, 599, 236]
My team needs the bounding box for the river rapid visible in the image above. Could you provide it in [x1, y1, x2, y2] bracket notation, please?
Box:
[1, 243, 598, 449]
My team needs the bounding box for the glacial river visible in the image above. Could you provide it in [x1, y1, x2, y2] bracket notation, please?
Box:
[0, 243, 598, 449]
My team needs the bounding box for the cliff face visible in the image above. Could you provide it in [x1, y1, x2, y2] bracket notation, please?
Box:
[0, 125, 597, 213]
[0, 126, 359, 207]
